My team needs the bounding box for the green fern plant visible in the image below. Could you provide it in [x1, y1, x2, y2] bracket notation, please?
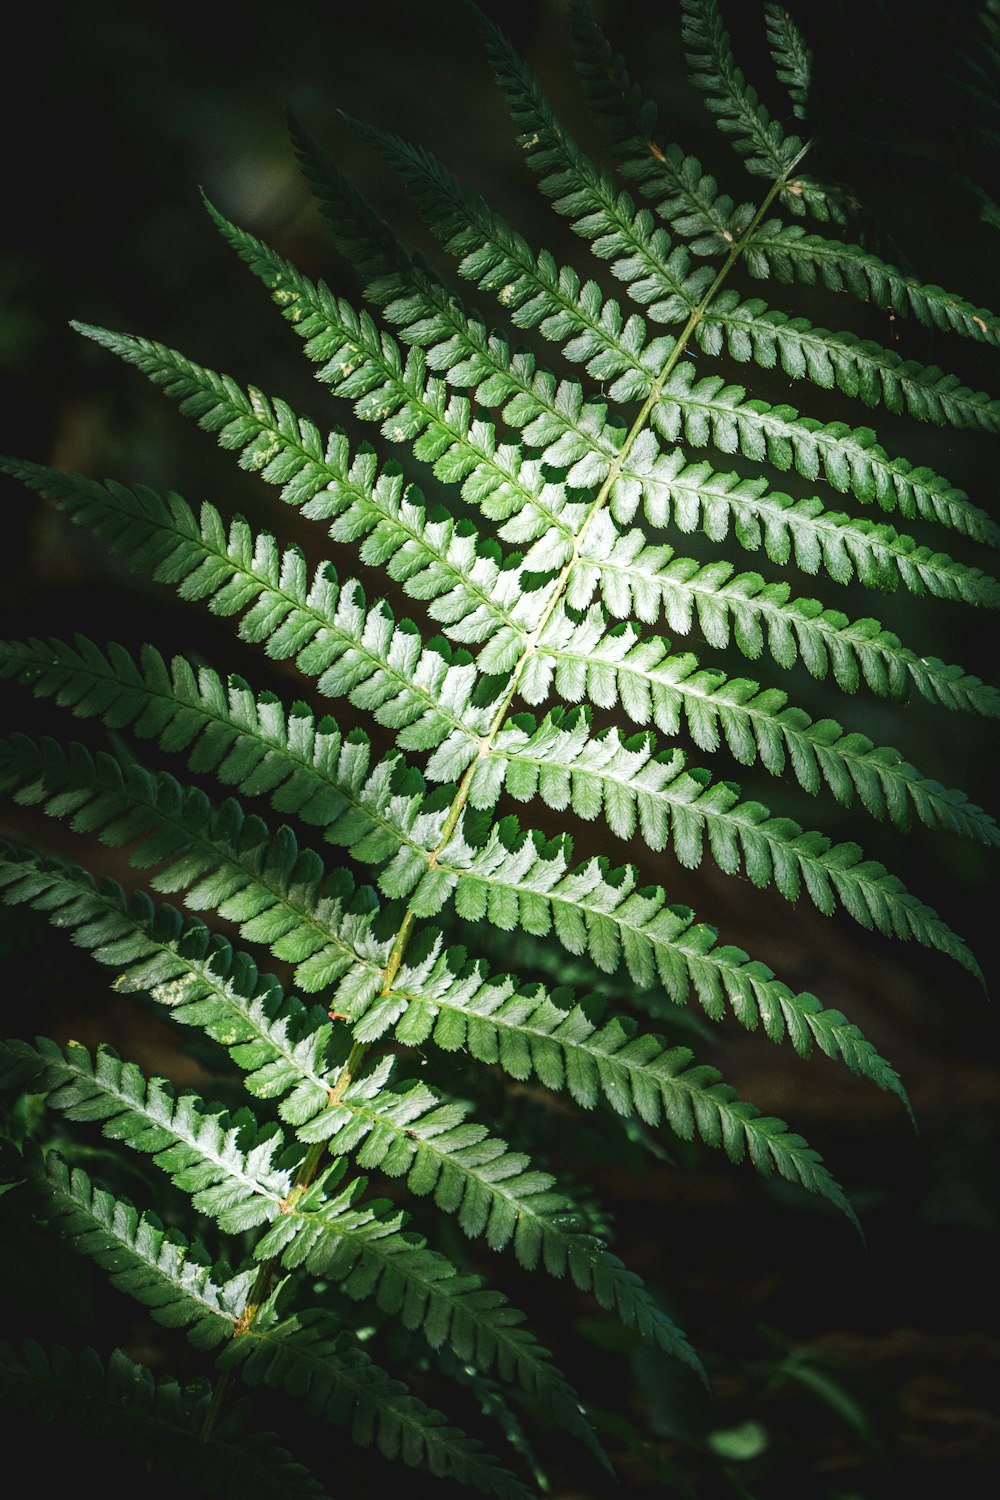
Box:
[1, 1, 997, 1492]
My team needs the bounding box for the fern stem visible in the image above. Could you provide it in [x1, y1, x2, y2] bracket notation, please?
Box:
[366, 141, 817, 1015]
[203, 135, 817, 1444]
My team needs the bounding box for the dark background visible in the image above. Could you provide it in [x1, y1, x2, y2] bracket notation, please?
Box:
[0, 2, 998, 1495]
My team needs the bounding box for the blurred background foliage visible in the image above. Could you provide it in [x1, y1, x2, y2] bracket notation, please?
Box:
[0, 1, 998, 1494]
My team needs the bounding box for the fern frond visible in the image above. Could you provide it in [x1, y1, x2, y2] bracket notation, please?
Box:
[340, 123, 999, 554]
[296, 1062, 707, 1363]
[464, 12, 715, 322]
[221, 1312, 535, 1500]
[742, 222, 1000, 347]
[568, 0, 756, 253]
[422, 813, 980, 985]
[486, 703, 997, 847]
[484, 706, 999, 877]
[680, 0, 805, 181]
[606, 459, 999, 606]
[204, 203, 584, 554]
[535, 603, 999, 736]
[697, 295, 1000, 429]
[71, 324, 542, 659]
[386, 932, 907, 1114]
[0, 846, 337, 1125]
[280, 134, 999, 615]
[0, 1341, 330, 1497]
[255, 1161, 613, 1441]
[0, 1037, 291, 1232]
[763, 3, 812, 120]
[0, 636, 444, 869]
[0, 458, 496, 772]
[16, 1149, 250, 1349]
[655, 364, 1000, 544]
[268, 1146, 704, 1380]
[0, 733, 391, 999]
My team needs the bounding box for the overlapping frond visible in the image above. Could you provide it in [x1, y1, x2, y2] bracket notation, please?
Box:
[680, 0, 805, 181]
[256, 1166, 604, 1448]
[0, 844, 339, 1124]
[568, 0, 757, 252]
[222, 1313, 535, 1500]
[15, 1149, 250, 1349]
[419, 814, 980, 985]
[0, 1037, 291, 1232]
[0, 1341, 330, 1498]
[0, 733, 391, 999]
[385, 932, 905, 1112]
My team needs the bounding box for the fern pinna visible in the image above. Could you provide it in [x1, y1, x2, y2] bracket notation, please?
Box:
[0, 1, 996, 1493]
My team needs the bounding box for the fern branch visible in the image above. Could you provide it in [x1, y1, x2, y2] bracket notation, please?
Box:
[386, 931, 907, 1116]
[0, 635, 446, 870]
[421, 812, 980, 985]
[265, 1146, 704, 1380]
[255, 1159, 618, 1441]
[71, 324, 544, 658]
[0, 457, 496, 773]
[656, 363, 1000, 545]
[485, 703, 998, 863]
[466, 10, 715, 321]
[295, 1061, 710, 1358]
[221, 1312, 535, 1500]
[279, 135, 998, 613]
[204, 202, 584, 553]
[763, 3, 812, 120]
[534, 601, 1000, 727]
[341, 119, 998, 555]
[0, 845, 339, 1125]
[0, 733, 393, 999]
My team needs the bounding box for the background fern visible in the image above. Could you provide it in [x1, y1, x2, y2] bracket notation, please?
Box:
[1, 2, 998, 1496]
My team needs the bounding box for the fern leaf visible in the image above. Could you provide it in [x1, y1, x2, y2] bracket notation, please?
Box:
[428, 813, 981, 986]
[535, 604, 999, 742]
[483, 708, 999, 885]
[296, 1061, 704, 1365]
[465, 12, 715, 322]
[0, 846, 337, 1125]
[0, 636, 445, 869]
[0, 458, 497, 771]
[387, 931, 907, 1115]
[605, 454, 1000, 606]
[680, 0, 805, 181]
[763, 3, 812, 120]
[487, 702, 997, 847]
[221, 1312, 535, 1500]
[0, 733, 391, 999]
[568, 0, 755, 252]
[255, 1162, 610, 1445]
[16, 1149, 250, 1349]
[205, 202, 582, 553]
[698, 295, 1000, 430]
[743, 222, 1000, 347]
[657, 365, 1000, 544]
[70, 325, 542, 658]
[0, 1037, 293, 1232]
[274, 1134, 701, 1380]
[0, 1341, 330, 1497]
